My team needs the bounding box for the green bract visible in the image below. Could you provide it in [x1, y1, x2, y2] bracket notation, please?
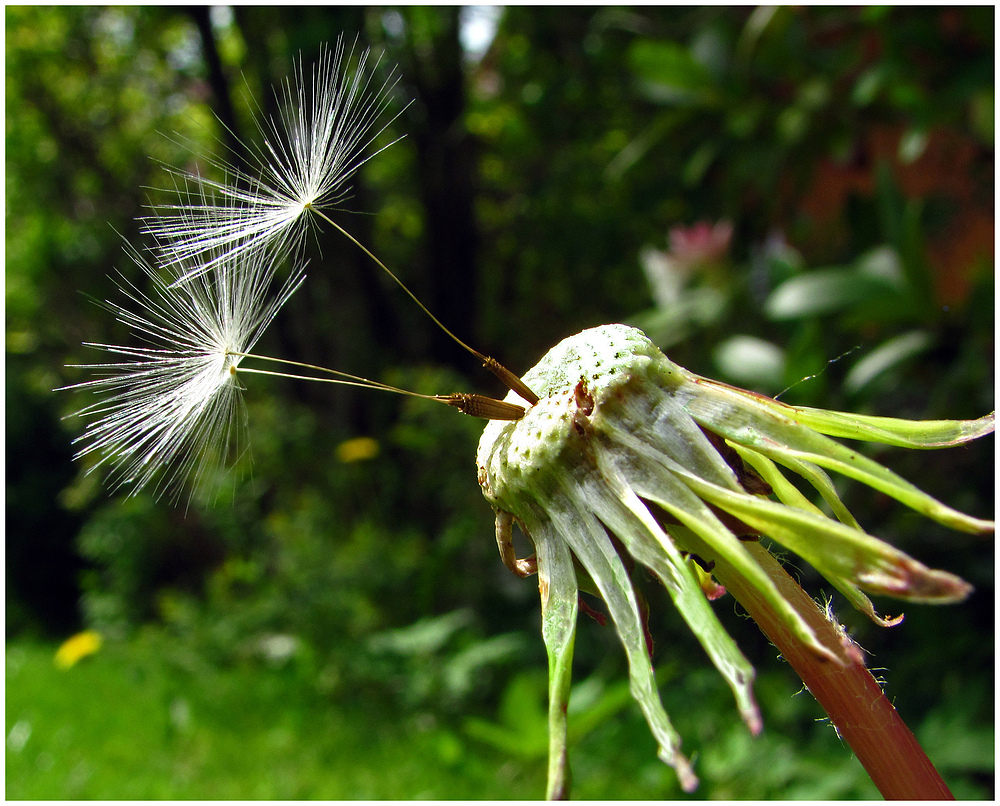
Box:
[476, 324, 993, 797]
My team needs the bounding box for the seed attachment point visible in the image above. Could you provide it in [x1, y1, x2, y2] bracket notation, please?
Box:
[439, 393, 526, 421]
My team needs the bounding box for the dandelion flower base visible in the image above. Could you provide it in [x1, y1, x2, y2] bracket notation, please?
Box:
[476, 324, 992, 796]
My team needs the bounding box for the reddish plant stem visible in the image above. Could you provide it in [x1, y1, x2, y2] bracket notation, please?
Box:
[696, 538, 954, 799]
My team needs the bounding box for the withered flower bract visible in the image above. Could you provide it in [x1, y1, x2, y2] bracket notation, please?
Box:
[477, 324, 992, 796]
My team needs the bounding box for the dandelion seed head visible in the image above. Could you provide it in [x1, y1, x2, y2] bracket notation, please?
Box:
[145, 36, 406, 284]
[63, 241, 303, 501]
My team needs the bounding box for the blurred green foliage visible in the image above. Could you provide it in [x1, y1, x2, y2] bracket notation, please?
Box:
[6, 5, 993, 798]
[6, 639, 991, 798]
[5, 639, 545, 798]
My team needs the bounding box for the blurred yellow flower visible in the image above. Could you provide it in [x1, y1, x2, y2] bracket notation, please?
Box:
[336, 436, 380, 463]
[54, 630, 102, 669]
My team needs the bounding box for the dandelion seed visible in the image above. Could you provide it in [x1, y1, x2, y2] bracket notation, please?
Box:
[145, 37, 528, 401]
[64, 232, 517, 499]
[146, 36, 405, 283]
[63, 242, 304, 500]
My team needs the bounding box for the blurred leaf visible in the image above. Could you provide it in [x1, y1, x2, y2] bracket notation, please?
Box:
[443, 632, 527, 701]
[631, 286, 727, 351]
[464, 670, 550, 758]
[734, 5, 781, 64]
[897, 128, 929, 164]
[604, 115, 677, 180]
[852, 66, 885, 107]
[875, 162, 935, 313]
[764, 267, 900, 321]
[683, 140, 718, 186]
[628, 40, 717, 105]
[367, 610, 474, 656]
[854, 244, 905, 284]
[564, 675, 635, 738]
[969, 89, 994, 144]
[844, 330, 933, 394]
[917, 683, 995, 774]
[713, 335, 786, 392]
[464, 670, 637, 762]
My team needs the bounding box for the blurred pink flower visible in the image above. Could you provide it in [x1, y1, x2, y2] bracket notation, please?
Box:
[668, 220, 733, 268]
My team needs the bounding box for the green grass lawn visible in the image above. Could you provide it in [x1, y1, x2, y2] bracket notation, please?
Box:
[5, 638, 548, 799]
[6, 634, 992, 799]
